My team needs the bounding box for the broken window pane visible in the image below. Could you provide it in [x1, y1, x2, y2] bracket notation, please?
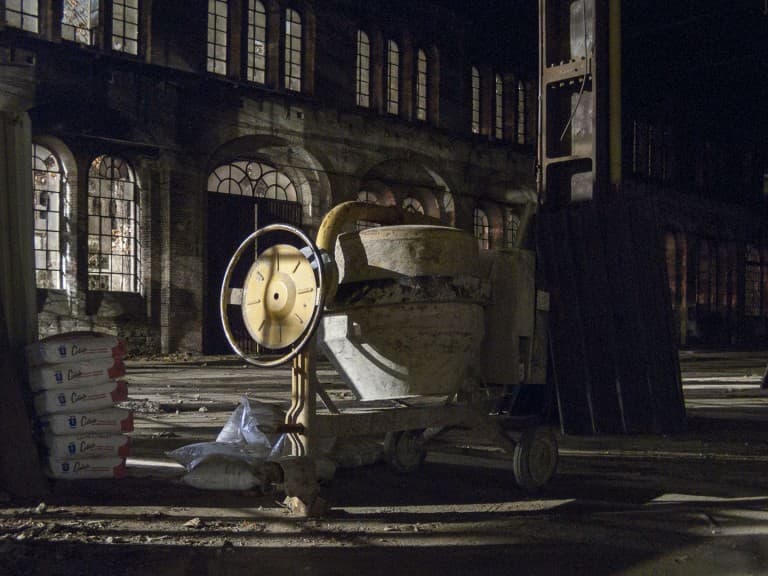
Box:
[32, 144, 62, 289]
[87, 155, 141, 293]
[62, 0, 99, 46]
[208, 160, 298, 203]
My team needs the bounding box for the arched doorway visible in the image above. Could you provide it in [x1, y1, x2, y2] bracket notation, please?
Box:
[205, 159, 303, 354]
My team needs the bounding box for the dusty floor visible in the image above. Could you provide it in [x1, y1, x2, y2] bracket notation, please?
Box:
[2, 351, 768, 575]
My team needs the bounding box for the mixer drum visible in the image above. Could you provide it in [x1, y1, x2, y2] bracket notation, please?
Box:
[319, 225, 486, 401]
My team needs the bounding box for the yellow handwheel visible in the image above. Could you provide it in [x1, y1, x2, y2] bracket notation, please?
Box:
[220, 224, 326, 367]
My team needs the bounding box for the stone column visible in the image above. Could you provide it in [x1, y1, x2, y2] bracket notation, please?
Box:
[0, 111, 48, 497]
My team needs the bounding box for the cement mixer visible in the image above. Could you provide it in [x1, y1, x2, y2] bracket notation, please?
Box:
[220, 201, 558, 513]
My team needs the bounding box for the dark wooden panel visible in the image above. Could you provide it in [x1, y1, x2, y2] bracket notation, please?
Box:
[539, 211, 595, 435]
[540, 198, 686, 435]
[569, 206, 624, 434]
[630, 199, 686, 432]
[602, 199, 655, 433]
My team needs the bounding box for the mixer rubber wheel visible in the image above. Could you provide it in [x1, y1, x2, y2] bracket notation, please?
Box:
[384, 430, 426, 474]
[512, 426, 558, 492]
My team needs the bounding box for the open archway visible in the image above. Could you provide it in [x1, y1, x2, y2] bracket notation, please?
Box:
[204, 137, 330, 353]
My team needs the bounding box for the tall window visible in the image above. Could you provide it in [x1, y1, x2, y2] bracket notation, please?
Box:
[62, 0, 99, 45]
[416, 49, 428, 121]
[504, 211, 520, 248]
[32, 145, 63, 289]
[386, 39, 400, 115]
[284, 8, 302, 91]
[355, 30, 371, 108]
[717, 244, 735, 311]
[207, 0, 228, 75]
[665, 233, 678, 308]
[247, 0, 267, 83]
[88, 156, 141, 293]
[697, 241, 712, 308]
[745, 246, 762, 317]
[517, 80, 527, 144]
[473, 208, 489, 251]
[112, 0, 139, 54]
[5, 0, 39, 33]
[494, 74, 504, 140]
[208, 161, 298, 202]
[471, 66, 480, 134]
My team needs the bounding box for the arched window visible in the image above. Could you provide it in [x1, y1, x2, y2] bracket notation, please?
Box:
[745, 245, 762, 317]
[247, 0, 267, 83]
[62, 0, 99, 45]
[87, 156, 141, 293]
[207, 161, 298, 202]
[402, 197, 424, 214]
[473, 208, 489, 251]
[517, 80, 527, 145]
[356, 190, 379, 230]
[504, 211, 520, 249]
[32, 144, 63, 289]
[442, 192, 455, 225]
[495, 74, 504, 140]
[207, 0, 228, 75]
[284, 8, 302, 91]
[112, 0, 139, 54]
[356, 30, 371, 108]
[6, 0, 39, 33]
[416, 49, 428, 121]
[471, 66, 480, 134]
[386, 39, 400, 115]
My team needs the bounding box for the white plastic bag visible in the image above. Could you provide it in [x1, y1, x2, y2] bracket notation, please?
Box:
[168, 440, 272, 471]
[216, 396, 283, 446]
[180, 457, 262, 491]
[167, 397, 286, 480]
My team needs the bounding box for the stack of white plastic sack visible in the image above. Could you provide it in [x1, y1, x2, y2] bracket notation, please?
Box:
[26, 332, 132, 480]
[167, 396, 285, 491]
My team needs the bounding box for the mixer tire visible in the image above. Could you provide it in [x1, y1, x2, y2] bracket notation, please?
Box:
[512, 426, 558, 492]
[384, 430, 427, 474]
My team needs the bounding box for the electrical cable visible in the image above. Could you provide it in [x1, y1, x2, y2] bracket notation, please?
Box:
[558, 0, 590, 143]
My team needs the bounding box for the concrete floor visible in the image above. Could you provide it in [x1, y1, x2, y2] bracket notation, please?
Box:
[2, 350, 768, 575]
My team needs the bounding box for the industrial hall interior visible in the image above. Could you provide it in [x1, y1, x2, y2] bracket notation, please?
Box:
[1, 0, 766, 356]
[2, 0, 768, 574]
[1, 0, 542, 357]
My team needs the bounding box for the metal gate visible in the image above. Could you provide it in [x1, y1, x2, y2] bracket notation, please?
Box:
[205, 196, 302, 355]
